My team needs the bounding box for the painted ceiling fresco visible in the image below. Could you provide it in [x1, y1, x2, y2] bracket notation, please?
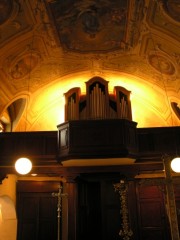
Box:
[48, 0, 144, 52]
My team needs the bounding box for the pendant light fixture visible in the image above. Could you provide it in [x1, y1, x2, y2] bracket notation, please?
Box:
[15, 157, 32, 175]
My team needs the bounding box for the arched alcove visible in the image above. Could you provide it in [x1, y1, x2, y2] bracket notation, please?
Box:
[0, 98, 26, 132]
[171, 102, 180, 120]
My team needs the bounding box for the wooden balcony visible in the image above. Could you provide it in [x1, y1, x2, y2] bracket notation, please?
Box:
[57, 119, 138, 161]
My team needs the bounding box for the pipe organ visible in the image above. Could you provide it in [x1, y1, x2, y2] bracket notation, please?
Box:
[64, 77, 132, 121]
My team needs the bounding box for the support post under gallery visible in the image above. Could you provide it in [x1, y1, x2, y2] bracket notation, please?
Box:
[163, 155, 180, 240]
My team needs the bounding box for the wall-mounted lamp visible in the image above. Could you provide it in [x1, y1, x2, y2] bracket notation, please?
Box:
[15, 157, 32, 175]
[171, 157, 180, 173]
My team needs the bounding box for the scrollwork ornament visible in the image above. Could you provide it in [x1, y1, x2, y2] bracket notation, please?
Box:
[114, 180, 133, 240]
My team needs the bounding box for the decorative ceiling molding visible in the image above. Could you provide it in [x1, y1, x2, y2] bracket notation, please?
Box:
[0, 0, 18, 27]
[148, 53, 176, 75]
[161, 0, 180, 24]
[147, 1, 180, 41]
[0, 0, 34, 48]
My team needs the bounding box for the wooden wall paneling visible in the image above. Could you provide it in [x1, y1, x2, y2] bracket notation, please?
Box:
[173, 181, 180, 232]
[136, 182, 171, 240]
[0, 131, 58, 166]
[137, 127, 180, 158]
[16, 181, 60, 240]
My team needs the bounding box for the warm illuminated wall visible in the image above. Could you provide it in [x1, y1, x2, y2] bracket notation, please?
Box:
[0, 175, 17, 240]
[0, 175, 17, 204]
[15, 71, 179, 131]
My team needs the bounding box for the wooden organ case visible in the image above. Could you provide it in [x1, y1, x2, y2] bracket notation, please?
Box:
[64, 76, 132, 121]
[57, 77, 137, 161]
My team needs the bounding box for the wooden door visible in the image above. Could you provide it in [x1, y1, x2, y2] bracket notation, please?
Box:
[77, 175, 121, 240]
[17, 181, 59, 240]
[101, 180, 122, 240]
[136, 183, 171, 240]
[77, 181, 101, 240]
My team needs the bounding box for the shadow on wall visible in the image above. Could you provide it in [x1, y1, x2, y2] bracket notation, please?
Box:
[0, 195, 17, 240]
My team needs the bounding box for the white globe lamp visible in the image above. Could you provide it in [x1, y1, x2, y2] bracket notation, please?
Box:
[15, 157, 32, 175]
[171, 157, 180, 173]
